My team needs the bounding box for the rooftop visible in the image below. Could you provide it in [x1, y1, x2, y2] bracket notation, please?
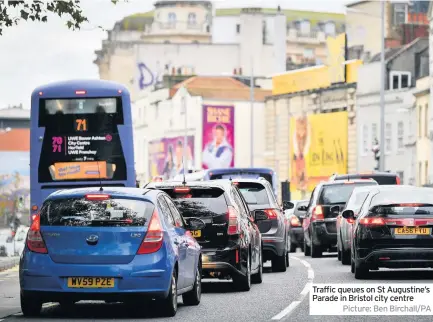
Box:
[0, 106, 30, 120]
[0, 129, 30, 151]
[170, 76, 272, 101]
[118, 7, 345, 31]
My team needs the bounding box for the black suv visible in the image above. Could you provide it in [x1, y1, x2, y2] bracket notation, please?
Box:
[147, 180, 263, 291]
[303, 179, 378, 258]
[235, 178, 289, 272]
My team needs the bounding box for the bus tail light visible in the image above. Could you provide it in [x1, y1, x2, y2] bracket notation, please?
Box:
[27, 214, 48, 254]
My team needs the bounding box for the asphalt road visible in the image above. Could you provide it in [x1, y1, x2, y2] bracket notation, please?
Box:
[1, 251, 433, 322]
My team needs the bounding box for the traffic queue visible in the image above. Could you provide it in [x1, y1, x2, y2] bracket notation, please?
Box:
[19, 171, 290, 318]
[285, 171, 433, 280]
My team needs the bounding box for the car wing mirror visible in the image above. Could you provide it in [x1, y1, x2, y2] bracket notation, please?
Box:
[185, 217, 206, 230]
[297, 205, 307, 212]
[283, 201, 294, 210]
[253, 210, 268, 222]
[342, 210, 355, 220]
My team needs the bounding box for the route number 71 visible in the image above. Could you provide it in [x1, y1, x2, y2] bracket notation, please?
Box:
[76, 119, 88, 131]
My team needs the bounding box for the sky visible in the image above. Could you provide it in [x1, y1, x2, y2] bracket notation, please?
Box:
[0, 0, 348, 109]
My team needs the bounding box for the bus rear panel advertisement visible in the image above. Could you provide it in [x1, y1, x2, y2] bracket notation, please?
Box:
[37, 97, 126, 183]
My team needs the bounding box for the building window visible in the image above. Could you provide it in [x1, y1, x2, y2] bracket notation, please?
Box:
[393, 3, 407, 26]
[362, 124, 369, 153]
[188, 13, 197, 25]
[324, 21, 335, 35]
[236, 24, 240, 33]
[304, 48, 314, 59]
[168, 12, 176, 26]
[389, 71, 411, 90]
[371, 123, 377, 146]
[385, 123, 392, 152]
[425, 161, 429, 185]
[419, 161, 423, 185]
[397, 121, 404, 150]
[425, 103, 429, 138]
[300, 20, 310, 35]
[418, 105, 422, 137]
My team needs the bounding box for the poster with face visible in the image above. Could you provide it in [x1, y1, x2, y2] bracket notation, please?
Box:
[201, 105, 235, 169]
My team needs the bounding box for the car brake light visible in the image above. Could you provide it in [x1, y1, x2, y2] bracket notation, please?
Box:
[343, 181, 354, 184]
[174, 186, 191, 193]
[27, 214, 48, 254]
[75, 90, 86, 95]
[396, 176, 401, 185]
[290, 216, 301, 227]
[347, 218, 355, 224]
[85, 194, 110, 201]
[264, 209, 279, 219]
[227, 206, 240, 235]
[137, 211, 163, 254]
[359, 217, 386, 226]
[312, 206, 324, 221]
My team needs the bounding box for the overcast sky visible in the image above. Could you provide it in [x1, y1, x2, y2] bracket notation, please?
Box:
[0, 0, 348, 109]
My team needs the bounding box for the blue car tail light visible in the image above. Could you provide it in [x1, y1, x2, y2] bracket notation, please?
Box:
[27, 214, 48, 254]
[137, 210, 164, 255]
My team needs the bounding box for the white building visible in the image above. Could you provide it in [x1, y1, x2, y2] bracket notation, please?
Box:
[133, 76, 270, 183]
[356, 38, 429, 184]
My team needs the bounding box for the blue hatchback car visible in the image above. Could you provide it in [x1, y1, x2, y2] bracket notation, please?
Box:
[20, 187, 205, 317]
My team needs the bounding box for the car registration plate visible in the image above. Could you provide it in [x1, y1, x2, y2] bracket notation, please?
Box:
[191, 230, 201, 238]
[67, 277, 114, 288]
[394, 227, 430, 235]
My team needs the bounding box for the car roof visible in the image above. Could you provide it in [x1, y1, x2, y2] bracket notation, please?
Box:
[333, 171, 398, 178]
[147, 179, 232, 191]
[321, 179, 377, 187]
[368, 184, 425, 193]
[229, 178, 269, 184]
[46, 187, 160, 201]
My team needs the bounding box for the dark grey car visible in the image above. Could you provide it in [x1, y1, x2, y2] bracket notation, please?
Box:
[235, 178, 289, 272]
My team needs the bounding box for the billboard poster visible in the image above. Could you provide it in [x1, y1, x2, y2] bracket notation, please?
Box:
[148, 136, 195, 180]
[289, 111, 348, 200]
[202, 105, 235, 169]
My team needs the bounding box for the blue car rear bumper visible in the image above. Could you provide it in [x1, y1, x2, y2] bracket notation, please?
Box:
[19, 249, 173, 300]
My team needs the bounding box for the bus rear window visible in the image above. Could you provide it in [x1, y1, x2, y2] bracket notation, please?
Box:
[40, 198, 155, 227]
[42, 98, 117, 116]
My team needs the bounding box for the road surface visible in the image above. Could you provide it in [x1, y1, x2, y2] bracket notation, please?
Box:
[1, 252, 432, 322]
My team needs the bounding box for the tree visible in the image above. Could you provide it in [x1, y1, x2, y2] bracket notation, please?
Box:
[0, 0, 122, 35]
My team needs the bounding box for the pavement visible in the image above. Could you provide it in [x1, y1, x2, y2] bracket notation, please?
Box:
[1, 252, 433, 322]
[0, 257, 19, 273]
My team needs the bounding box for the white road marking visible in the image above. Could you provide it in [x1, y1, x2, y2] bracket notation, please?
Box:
[300, 282, 312, 296]
[271, 301, 301, 320]
[271, 255, 315, 320]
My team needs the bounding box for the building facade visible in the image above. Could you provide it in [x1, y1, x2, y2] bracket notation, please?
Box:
[413, 76, 430, 186]
[356, 37, 429, 185]
[93, 1, 345, 100]
[346, 0, 429, 61]
[265, 33, 362, 201]
[133, 76, 270, 183]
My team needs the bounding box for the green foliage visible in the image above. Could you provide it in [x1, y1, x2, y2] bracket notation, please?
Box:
[0, 0, 124, 35]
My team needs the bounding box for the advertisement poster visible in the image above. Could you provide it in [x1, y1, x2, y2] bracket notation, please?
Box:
[201, 105, 235, 169]
[289, 111, 348, 200]
[148, 136, 195, 180]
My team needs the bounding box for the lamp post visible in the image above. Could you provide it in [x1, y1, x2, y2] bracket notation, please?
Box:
[379, 0, 386, 171]
[250, 56, 255, 167]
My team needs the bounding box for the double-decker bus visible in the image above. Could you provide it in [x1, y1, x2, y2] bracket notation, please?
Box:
[30, 80, 135, 218]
